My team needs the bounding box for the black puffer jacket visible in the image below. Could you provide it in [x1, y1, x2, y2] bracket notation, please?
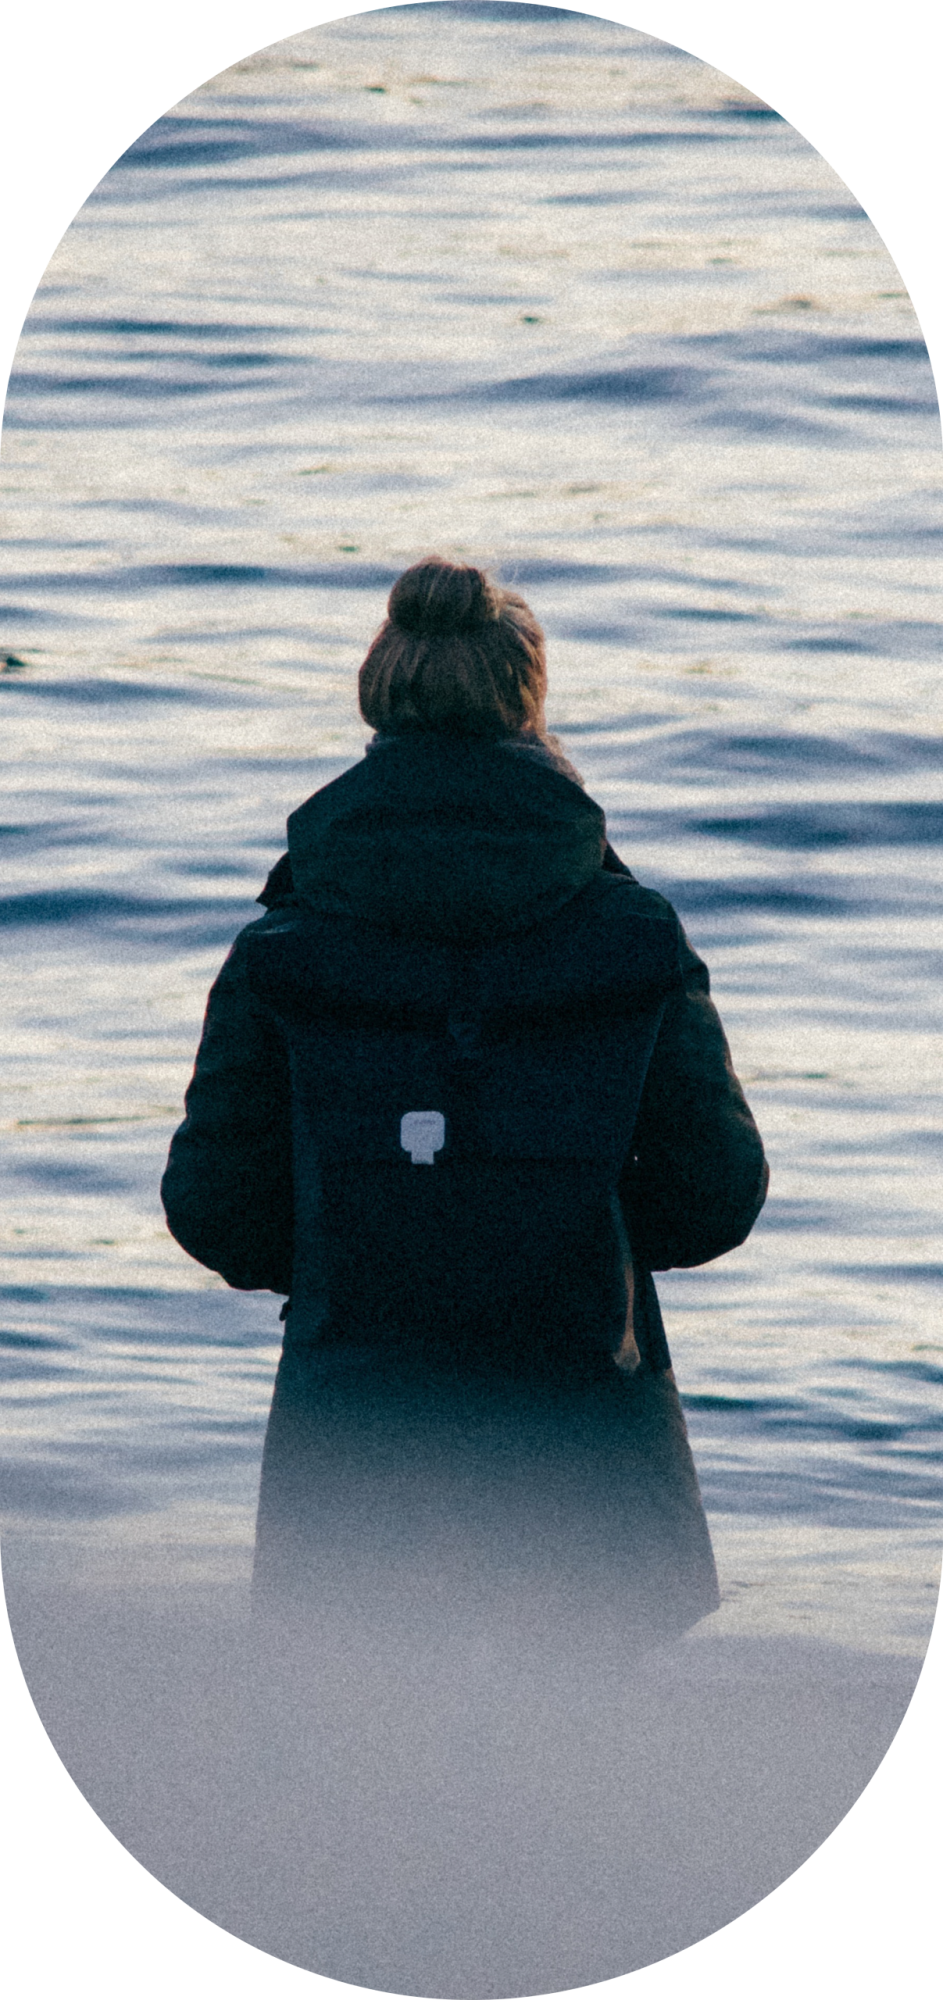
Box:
[161, 734, 768, 1314]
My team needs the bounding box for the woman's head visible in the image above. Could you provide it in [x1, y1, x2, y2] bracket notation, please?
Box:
[358, 557, 546, 739]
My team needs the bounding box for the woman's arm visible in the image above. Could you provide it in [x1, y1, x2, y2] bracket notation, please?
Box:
[161, 915, 295, 1293]
[620, 933, 769, 1271]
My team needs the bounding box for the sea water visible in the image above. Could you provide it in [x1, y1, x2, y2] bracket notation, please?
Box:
[1, 4, 941, 1987]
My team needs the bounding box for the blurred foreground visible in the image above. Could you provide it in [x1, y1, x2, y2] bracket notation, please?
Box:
[5, 1548, 922, 1997]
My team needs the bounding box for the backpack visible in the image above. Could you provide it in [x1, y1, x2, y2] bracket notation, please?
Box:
[246, 873, 682, 1376]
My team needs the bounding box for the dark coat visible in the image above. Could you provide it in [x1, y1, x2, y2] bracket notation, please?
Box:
[161, 733, 769, 1342]
[163, 732, 764, 1632]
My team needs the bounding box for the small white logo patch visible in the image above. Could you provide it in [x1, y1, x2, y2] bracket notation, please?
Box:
[400, 1110, 446, 1165]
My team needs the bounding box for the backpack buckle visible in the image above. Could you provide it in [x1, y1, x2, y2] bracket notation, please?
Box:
[400, 1110, 446, 1165]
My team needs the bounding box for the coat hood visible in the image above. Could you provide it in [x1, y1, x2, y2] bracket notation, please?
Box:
[280, 733, 610, 944]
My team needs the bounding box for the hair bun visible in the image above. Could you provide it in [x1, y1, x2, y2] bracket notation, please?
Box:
[388, 558, 498, 636]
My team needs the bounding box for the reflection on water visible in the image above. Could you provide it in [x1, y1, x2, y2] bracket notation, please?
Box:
[0, 4, 941, 1985]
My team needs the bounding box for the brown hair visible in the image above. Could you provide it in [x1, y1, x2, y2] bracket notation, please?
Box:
[358, 557, 546, 739]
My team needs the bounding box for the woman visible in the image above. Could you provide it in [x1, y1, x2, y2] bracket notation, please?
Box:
[162, 558, 768, 1649]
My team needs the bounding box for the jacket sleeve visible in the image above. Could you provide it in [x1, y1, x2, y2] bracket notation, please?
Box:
[161, 916, 294, 1293]
[620, 928, 769, 1271]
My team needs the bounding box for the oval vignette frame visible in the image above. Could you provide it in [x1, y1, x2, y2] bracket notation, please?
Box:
[0, 4, 941, 1999]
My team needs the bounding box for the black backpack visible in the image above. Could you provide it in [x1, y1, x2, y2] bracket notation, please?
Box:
[247, 873, 683, 1376]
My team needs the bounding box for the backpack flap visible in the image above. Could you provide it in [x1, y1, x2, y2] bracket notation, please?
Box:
[246, 880, 681, 1366]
